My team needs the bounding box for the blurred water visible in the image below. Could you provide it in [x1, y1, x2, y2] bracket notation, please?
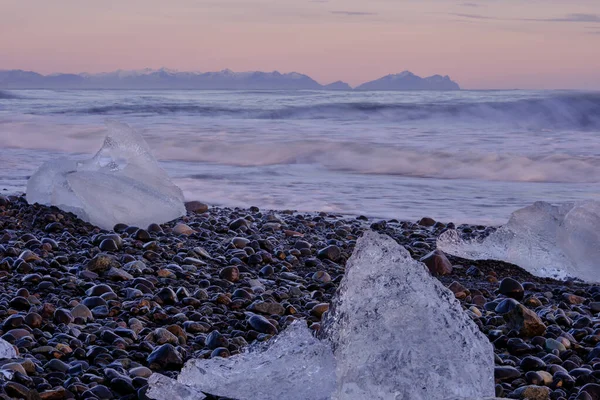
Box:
[1, 89, 599, 224]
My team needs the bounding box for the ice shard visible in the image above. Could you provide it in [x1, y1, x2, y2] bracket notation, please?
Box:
[319, 231, 495, 400]
[0, 338, 17, 359]
[148, 231, 495, 400]
[26, 121, 185, 230]
[438, 201, 600, 282]
[147, 320, 336, 400]
[147, 374, 206, 400]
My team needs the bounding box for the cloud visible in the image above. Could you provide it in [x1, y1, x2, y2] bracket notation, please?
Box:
[540, 13, 600, 23]
[449, 12, 600, 24]
[331, 11, 377, 16]
[448, 13, 499, 20]
[460, 2, 480, 7]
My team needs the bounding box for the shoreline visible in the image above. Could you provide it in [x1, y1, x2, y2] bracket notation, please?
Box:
[0, 194, 598, 399]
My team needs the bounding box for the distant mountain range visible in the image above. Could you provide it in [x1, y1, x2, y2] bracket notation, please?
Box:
[0, 68, 460, 91]
[355, 71, 460, 91]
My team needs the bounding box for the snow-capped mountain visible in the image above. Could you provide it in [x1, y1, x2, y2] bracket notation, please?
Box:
[0, 69, 460, 90]
[323, 81, 353, 90]
[355, 71, 460, 91]
[0, 69, 327, 90]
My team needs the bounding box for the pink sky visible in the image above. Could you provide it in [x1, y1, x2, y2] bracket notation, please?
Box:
[1, 0, 600, 89]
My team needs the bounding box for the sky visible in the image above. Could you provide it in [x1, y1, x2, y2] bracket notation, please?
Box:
[1, 0, 600, 89]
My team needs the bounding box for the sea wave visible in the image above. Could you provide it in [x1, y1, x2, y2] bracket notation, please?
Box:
[48, 92, 600, 129]
[158, 140, 600, 184]
[2, 120, 597, 183]
[0, 90, 19, 99]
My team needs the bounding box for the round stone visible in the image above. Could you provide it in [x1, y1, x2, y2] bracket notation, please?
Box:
[210, 347, 230, 358]
[499, 277, 524, 300]
[229, 218, 250, 230]
[494, 366, 521, 381]
[232, 237, 250, 249]
[317, 245, 341, 262]
[82, 296, 107, 308]
[147, 344, 183, 369]
[520, 356, 546, 372]
[54, 309, 74, 324]
[99, 239, 119, 251]
[173, 223, 196, 236]
[156, 287, 178, 305]
[185, 201, 208, 213]
[219, 266, 240, 283]
[248, 315, 277, 335]
[494, 298, 519, 314]
[24, 312, 42, 329]
[129, 366, 152, 378]
[71, 304, 93, 322]
[9, 297, 30, 311]
[312, 271, 331, 283]
[2, 315, 24, 330]
[205, 331, 228, 350]
[134, 229, 152, 241]
[147, 223, 163, 233]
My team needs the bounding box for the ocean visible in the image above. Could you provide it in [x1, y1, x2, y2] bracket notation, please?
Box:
[1, 89, 599, 225]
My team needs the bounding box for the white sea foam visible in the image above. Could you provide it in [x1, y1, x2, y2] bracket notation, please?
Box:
[2, 121, 600, 184]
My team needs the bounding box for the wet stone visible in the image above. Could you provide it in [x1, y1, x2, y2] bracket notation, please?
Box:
[419, 249, 453, 276]
[86, 253, 120, 273]
[317, 245, 341, 262]
[498, 277, 524, 301]
[494, 366, 521, 382]
[9, 296, 30, 311]
[248, 315, 277, 335]
[99, 238, 119, 251]
[312, 271, 331, 283]
[248, 301, 285, 316]
[185, 201, 208, 214]
[504, 304, 547, 337]
[53, 308, 74, 324]
[219, 266, 240, 282]
[147, 344, 183, 370]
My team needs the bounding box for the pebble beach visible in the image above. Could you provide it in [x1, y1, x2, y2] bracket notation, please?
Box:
[0, 194, 599, 399]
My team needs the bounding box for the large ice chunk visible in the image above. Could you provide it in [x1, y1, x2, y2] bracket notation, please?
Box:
[438, 201, 600, 282]
[147, 320, 336, 400]
[319, 231, 495, 400]
[26, 121, 185, 230]
[149, 231, 494, 400]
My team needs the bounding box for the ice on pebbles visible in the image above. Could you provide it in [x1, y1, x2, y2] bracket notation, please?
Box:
[438, 201, 600, 282]
[147, 320, 336, 400]
[0, 338, 17, 359]
[319, 231, 495, 400]
[147, 374, 206, 400]
[148, 231, 495, 400]
[26, 121, 185, 230]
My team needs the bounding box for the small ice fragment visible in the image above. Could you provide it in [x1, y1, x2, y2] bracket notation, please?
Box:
[438, 200, 600, 282]
[26, 121, 185, 230]
[146, 374, 206, 400]
[320, 231, 495, 400]
[148, 320, 336, 400]
[0, 338, 18, 359]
